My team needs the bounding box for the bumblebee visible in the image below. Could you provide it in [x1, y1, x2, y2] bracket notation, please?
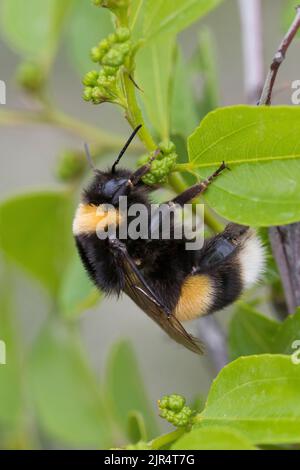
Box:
[73, 126, 265, 354]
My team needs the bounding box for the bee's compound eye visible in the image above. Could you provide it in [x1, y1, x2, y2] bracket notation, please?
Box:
[102, 178, 128, 198]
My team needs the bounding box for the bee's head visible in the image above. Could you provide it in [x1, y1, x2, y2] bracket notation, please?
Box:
[83, 125, 154, 206]
[83, 168, 133, 206]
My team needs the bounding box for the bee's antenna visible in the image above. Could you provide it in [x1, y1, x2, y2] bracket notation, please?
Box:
[112, 124, 142, 174]
[84, 142, 97, 172]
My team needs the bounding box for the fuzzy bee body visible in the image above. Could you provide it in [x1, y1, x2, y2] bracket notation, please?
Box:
[73, 127, 265, 354]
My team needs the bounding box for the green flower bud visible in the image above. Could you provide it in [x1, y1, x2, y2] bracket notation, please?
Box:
[56, 150, 86, 182]
[83, 87, 94, 101]
[16, 62, 45, 93]
[139, 142, 178, 185]
[90, 46, 103, 63]
[158, 394, 193, 428]
[92, 86, 106, 103]
[159, 140, 176, 155]
[98, 38, 110, 53]
[82, 70, 99, 87]
[102, 48, 124, 67]
[116, 27, 130, 42]
[103, 65, 118, 76]
[115, 41, 131, 56]
[97, 74, 116, 88]
[108, 33, 117, 45]
[160, 394, 185, 413]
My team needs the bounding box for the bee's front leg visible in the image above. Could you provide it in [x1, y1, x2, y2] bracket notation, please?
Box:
[171, 162, 228, 206]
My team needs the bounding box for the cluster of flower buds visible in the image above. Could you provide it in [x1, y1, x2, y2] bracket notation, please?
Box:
[158, 394, 193, 428]
[138, 141, 178, 185]
[83, 27, 131, 105]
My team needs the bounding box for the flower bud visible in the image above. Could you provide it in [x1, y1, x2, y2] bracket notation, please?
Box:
[138, 142, 178, 185]
[16, 62, 45, 93]
[103, 65, 118, 76]
[83, 87, 93, 101]
[90, 46, 103, 63]
[82, 70, 99, 87]
[56, 150, 86, 182]
[158, 394, 193, 428]
[116, 27, 130, 42]
[102, 48, 124, 67]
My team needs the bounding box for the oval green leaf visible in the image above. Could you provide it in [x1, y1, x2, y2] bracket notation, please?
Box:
[59, 253, 100, 319]
[67, 0, 113, 75]
[0, 191, 72, 296]
[29, 321, 112, 447]
[188, 106, 300, 226]
[143, 0, 223, 40]
[229, 303, 280, 360]
[172, 426, 256, 450]
[199, 354, 300, 445]
[1, 0, 71, 60]
[106, 340, 159, 440]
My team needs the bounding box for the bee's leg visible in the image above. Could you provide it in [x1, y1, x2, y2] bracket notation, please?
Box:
[171, 162, 227, 206]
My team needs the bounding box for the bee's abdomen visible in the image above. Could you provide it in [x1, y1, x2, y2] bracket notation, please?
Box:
[174, 228, 265, 321]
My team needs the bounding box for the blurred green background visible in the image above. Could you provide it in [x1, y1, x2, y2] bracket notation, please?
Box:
[0, 0, 297, 449]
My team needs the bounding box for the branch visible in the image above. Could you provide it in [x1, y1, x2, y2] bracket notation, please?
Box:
[259, 5, 300, 105]
[0, 108, 142, 153]
[258, 6, 300, 315]
[197, 316, 228, 373]
[239, 0, 264, 104]
[269, 225, 300, 314]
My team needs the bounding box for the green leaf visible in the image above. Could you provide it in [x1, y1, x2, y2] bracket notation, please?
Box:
[143, 0, 223, 39]
[127, 411, 148, 443]
[229, 303, 280, 360]
[171, 48, 198, 138]
[0, 276, 22, 428]
[196, 27, 219, 118]
[199, 355, 300, 445]
[67, 0, 113, 75]
[272, 309, 300, 355]
[172, 426, 256, 450]
[282, 1, 300, 38]
[1, 0, 72, 61]
[59, 253, 100, 319]
[29, 321, 112, 447]
[0, 192, 72, 296]
[136, 35, 175, 139]
[106, 340, 159, 440]
[188, 106, 300, 226]
[130, 0, 146, 39]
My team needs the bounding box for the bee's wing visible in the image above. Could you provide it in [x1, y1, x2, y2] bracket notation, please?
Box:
[119, 250, 203, 355]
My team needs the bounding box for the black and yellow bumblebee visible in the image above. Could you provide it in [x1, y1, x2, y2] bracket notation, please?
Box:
[73, 125, 265, 354]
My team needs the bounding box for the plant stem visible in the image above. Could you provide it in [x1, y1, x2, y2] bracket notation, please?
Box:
[0, 108, 142, 152]
[123, 71, 157, 151]
[150, 428, 185, 450]
[259, 5, 300, 106]
[258, 5, 300, 314]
